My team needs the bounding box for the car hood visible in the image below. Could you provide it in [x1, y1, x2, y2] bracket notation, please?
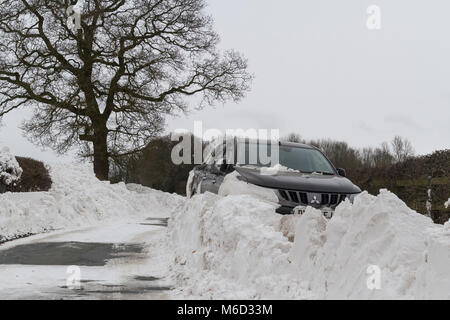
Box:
[235, 166, 361, 194]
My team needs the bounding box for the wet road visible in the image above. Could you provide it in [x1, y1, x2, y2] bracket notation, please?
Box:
[0, 217, 173, 299]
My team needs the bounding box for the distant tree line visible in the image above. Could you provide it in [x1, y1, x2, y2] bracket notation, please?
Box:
[283, 133, 415, 172]
[110, 135, 202, 195]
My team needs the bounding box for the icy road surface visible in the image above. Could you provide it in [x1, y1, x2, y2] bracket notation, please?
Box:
[0, 217, 172, 299]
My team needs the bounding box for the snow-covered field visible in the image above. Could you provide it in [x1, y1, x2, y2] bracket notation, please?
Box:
[170, 174, 450, 300]
[0, 163, 183, 242]
[1, 158, 449, 299]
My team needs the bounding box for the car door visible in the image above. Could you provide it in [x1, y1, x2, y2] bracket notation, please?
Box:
[196, 163, 224, 194]
[194, 143, 228, 195]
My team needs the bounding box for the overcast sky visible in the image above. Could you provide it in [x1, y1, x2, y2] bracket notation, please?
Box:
[1, 0, 450, 162]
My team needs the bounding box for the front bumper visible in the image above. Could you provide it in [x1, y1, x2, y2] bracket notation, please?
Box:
[276, 205, 334, 218]
[275, 190, 360, 217]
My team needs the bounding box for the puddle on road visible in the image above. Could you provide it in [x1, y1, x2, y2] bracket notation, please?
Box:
[139, 223, 167, 227]
[134, 276, 160, 281]
[57, 275, 170, 299]
[81, 285, 172, 294]
[143, 218, 169, 227]
[0, 242, 145, 266]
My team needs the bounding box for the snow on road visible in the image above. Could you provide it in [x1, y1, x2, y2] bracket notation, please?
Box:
[0, 217, 172, 299]
[0, 163, 183, 299]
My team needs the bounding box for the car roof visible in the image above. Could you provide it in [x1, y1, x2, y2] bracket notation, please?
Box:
[237, 139, 317, 150]
[209, 137, 318, 150]
[278, 141, 316, 149]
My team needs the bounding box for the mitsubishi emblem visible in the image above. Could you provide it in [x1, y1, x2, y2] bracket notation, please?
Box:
[311, 195, 320, 204]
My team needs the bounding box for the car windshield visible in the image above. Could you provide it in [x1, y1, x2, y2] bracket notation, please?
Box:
[237, 142, 335, 175]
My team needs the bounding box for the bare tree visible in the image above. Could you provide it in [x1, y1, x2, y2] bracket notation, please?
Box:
[282, 133, 304, 143]
[372, 142, 395, 168]
[309, 139, 362, 170]
[391, 136, 415, 163]
[0, 0, 252, 180]
[360, 147, 375, 168]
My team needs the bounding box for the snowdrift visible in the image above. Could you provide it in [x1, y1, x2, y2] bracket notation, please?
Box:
[291, 191, 449, 299]
[0, 163, 183, 242]
[0, 147, 22, 186]
[218, 171, 278, 203]
[170, 189, 450, 299]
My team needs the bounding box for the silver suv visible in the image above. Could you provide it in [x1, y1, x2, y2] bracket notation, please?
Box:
[187, 139, 361, 217]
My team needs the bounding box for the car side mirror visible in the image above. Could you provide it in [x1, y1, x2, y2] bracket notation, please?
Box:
[337, 168, 346, 177]
[220, 159, 232, 172]
[220, 160, 227, 172]
[219, 159, 234, 173]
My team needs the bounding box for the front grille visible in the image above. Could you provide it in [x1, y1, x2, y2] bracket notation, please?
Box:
[279, 190, 288, 200]
[279, 190, 308, 205]
[299, 193, 308, 204]
[321, 194, 329, 205]
[323, 194, 348, 206]
[278, 189, 348, 206]
[288, 191, 299, 203]
[330, 194, 338, 205]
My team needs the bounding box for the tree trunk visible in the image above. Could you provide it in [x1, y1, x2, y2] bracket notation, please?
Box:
[93, 127, 109, 181]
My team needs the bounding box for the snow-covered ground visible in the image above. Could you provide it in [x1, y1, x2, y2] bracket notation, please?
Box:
[1, 159, 449, 299]
[170, 174, 450, 300]
[0, 163, 183, 242]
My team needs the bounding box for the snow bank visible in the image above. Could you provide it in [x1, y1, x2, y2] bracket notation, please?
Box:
[0, 147, 22, 186]
[291, 190, 449, 299]
[218, 171, 278, 204]
[170, 189, 450, 299]
[170, 192, 311, 299]
[0, 163, 183, 242]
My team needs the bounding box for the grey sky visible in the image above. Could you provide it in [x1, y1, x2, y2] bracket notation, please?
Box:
[1, 0, 450, 162]
[168, 0, 450, 154]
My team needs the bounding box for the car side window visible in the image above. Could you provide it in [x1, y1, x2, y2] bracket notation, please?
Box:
[212, 143, 225, 165]
[204, 143, 224, 165]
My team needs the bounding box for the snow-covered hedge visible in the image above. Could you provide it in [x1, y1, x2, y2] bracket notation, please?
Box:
[0, 147, 22, 188]
[170, 189, 450, 299]
[0, 163, 184, 242]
